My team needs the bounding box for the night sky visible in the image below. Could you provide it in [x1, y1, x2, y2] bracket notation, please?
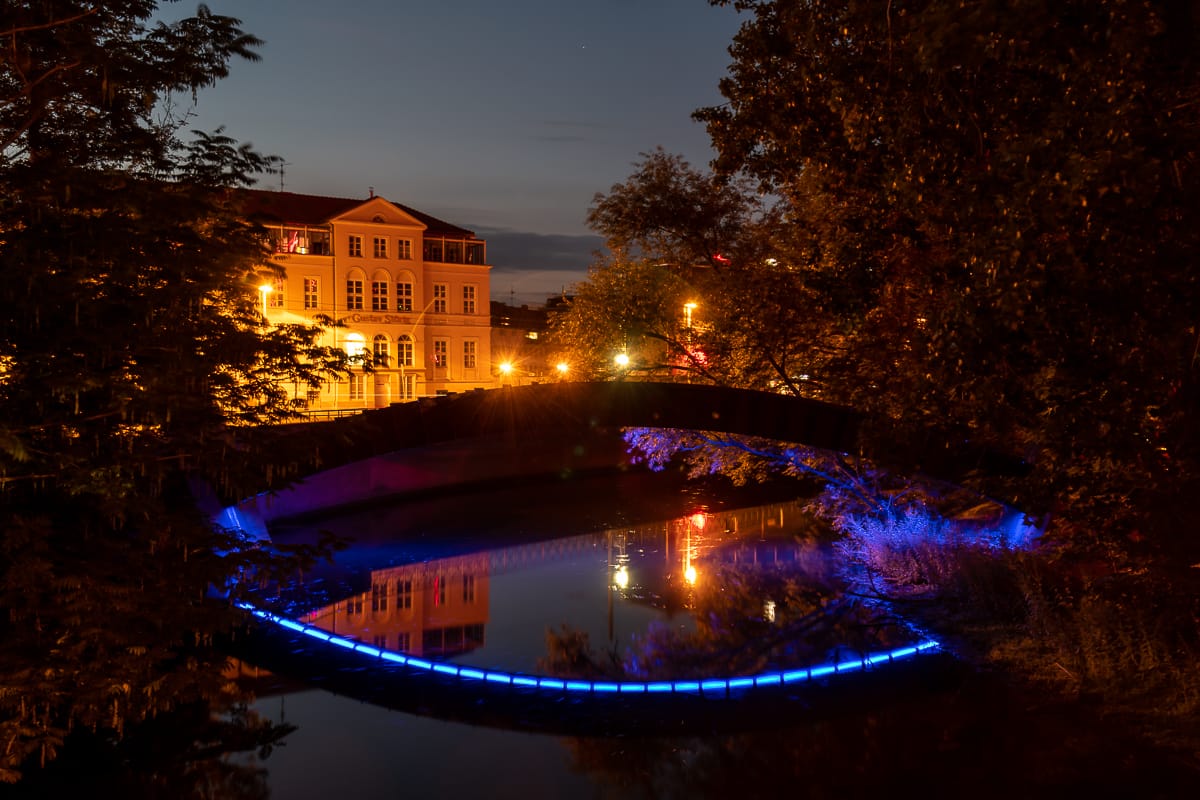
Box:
[173, 0, 742, 302]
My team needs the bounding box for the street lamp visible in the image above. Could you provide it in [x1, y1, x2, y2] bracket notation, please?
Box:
[683, 301, 697, 329]
[614, 352, 630, 369]
[555, 361, 570, 378]
[258, 283, 273, 318]
[497, 360, 514, 387]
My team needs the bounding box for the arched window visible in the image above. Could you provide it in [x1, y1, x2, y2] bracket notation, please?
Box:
[346, 269, 366, 310]
[371, 269, 391, 311]
[397, 334, 414, 367]
[372, 334, 389, 367]
[395, 271, 416, 312]
[343, 332, 366, 362]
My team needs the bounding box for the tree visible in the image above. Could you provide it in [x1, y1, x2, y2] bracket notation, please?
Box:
[0, 2, 347, 779]
[600, 1, 1200, 547]
[547, 253, 699, 380]
[566, 149, 854, 395]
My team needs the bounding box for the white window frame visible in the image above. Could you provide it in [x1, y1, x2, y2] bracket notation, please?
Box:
[396, 281, 414, 312]
[371, 280, 389, 311]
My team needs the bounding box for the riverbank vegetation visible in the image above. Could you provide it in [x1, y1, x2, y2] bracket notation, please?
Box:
[548, 0, 1200, 772]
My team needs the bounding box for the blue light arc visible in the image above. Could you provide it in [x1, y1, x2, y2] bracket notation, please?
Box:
[237, 602, 941, 697]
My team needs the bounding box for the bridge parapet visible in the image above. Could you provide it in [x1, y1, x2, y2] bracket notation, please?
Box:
[235, 382, 1025, 524]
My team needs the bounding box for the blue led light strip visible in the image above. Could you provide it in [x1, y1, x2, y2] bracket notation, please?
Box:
[237, 602, 941, 696]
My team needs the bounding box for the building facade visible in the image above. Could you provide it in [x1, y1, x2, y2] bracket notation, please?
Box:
[243, 189, 493, 412]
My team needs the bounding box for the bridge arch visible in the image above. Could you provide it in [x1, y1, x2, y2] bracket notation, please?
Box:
[236, 381, 1022, 525]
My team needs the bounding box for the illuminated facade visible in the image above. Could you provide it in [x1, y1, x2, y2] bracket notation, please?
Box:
[243, 189, 493, 410]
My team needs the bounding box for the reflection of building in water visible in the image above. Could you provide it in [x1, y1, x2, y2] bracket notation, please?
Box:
[297, 501, 821, 653]
[302, 552, 490, 657]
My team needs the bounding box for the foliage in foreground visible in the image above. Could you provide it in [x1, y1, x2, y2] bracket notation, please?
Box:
[1, 2, 348, 780]
[554, 0, 1200, 551]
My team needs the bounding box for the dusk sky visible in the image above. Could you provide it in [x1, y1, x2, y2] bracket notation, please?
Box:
[174, 1, 743, 303]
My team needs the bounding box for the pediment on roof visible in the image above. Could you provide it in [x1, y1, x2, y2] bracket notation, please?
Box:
[331, 196, 427, 229]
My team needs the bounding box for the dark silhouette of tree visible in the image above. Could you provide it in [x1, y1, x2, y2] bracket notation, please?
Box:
[565, 1, 1200, 549]
[0, 2, 347, 780]
[695, 0, 1200, 546]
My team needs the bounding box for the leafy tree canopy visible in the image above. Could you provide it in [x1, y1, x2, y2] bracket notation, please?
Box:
[563, 0, 1200, 549]
[1, 1, 347, 779]
[695, 0, 1200, 543]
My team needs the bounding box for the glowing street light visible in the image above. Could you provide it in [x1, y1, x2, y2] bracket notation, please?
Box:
[614, 565, 629, 589]
[555, 361, 570, 377]
[683, 301, 697, 329]
[614, 352, 630, 369]
[257, 283, 273, 317]
[497, 361, 513, 376]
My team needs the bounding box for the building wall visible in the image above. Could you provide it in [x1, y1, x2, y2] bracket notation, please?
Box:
[259, 197, 493, 411]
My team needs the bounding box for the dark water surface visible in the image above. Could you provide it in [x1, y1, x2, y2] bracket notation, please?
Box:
[236, 469, 1195, 799]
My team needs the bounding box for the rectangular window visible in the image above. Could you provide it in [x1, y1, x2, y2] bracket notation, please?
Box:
[267, 276, 285, 308]
[397, 337, 413, 367]
[371, 582, 388, 612]
[303, 277, 319, 309]
[462, 574, 475, 603]
[399, 374, 414, 400]
[348, 235, 362, 258]
[373, 237, 387, 258]
[396, 631, 411, 652]
[466, 242, 485, 264]
[444, 241, 463, 264]
[463, 340, 477, 369]
[349, 373, 365, 401]
[371, 280, 388, 311]
[433, 283, 447, 314]
[424, 239, 443, 262]
[396, 579, 413, 609]
[373, 634, 387, 649]
[348, 595, 364, 615]
[346, 279, 364, 310]
[462, 285, 476, 315]
[433, 339, 447, 368]
[397, 239, 412, 260]
[396, 281, 414, 311]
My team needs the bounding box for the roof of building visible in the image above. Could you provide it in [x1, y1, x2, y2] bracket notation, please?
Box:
[238, 188, 478, 239]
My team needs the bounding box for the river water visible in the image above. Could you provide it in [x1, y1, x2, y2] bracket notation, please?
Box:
[230, 467, 1193, 799]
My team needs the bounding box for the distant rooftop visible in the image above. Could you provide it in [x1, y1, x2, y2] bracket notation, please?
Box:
[239, 188, 479, 239]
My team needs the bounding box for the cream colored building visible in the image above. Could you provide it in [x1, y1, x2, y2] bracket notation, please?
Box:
[243, 189, 493, 412]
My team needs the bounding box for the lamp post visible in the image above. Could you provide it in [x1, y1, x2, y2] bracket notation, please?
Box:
[258, 283, 273, 319]
[399, 297, 439, 401]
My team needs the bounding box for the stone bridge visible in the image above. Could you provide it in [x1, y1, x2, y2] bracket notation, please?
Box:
[230, 381, 1024, 527]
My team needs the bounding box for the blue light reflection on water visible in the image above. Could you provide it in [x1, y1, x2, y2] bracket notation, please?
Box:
[236, 481, 950, 800]
[247, 496, 943, 694]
